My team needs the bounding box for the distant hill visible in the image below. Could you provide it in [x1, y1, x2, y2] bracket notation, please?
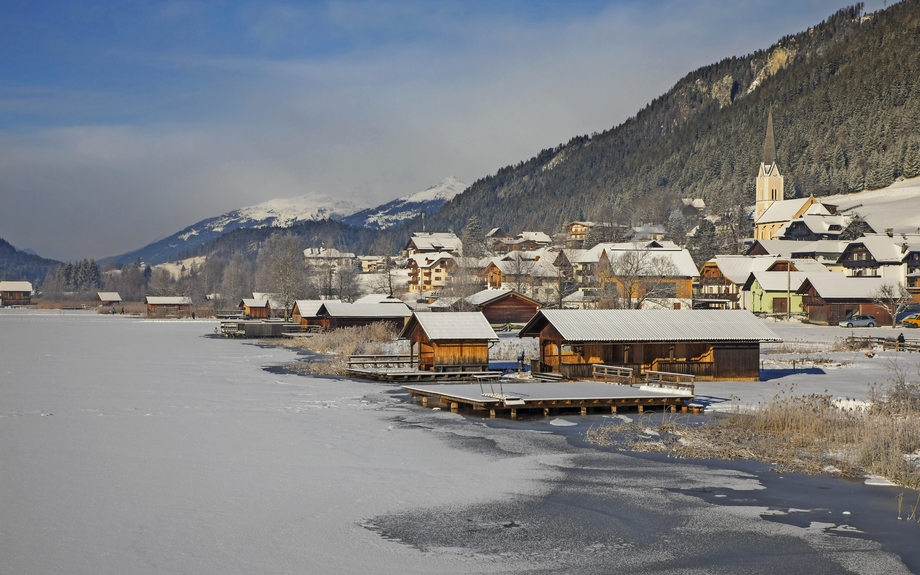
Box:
[421, 2, 920, 236]
[0, 239, 61, 284]
[823, 175, 920, 235]
[341, 176, 467, 229]
[111, 177, 465, 265]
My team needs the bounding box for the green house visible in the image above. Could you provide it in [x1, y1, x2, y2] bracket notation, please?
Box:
[741, 271, 810, 314]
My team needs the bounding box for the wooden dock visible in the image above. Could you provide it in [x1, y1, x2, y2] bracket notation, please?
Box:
[403, 380, 693, 418]
[347, 366, 502, 382]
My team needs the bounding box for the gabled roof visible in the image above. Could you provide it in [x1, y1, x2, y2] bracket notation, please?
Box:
[318, 301, 411, 318]
[464, 288, 541, 308]
[406, 232, 462, 252]
[353, 294, 404, 305]
[844, 234, 920, 264]
[703, 256, 779, 285]
[408, 252, 455, 269]
[517, 231, 552, 243]
[95, 291, 121, 302]
[399, 312, 497, 341]
[252, 292, 286, 309]
[518, 310, 781, 343]
[796, 274, 894, 299]
[292, 299, 340, 318]
[240, 298, 270, 308]
[755, 197, 830, 225]
[145, 296, 192, 305]
[0, 281, 33, 292]
[778, 213, 848, 236]
[488, 258, 558, 279]
[741, 271, 810, 293]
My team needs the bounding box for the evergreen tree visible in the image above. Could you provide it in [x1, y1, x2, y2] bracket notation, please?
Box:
[687, 220, 719, 267]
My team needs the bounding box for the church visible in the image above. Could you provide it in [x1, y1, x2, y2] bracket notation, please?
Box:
[752, 112, 837, 241]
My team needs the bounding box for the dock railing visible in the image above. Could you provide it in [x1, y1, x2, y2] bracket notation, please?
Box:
[845, 335, 920, 353]
[347, 354, 416, 369]
[591, 364, 634, 385]
[643, 370, 695, 394]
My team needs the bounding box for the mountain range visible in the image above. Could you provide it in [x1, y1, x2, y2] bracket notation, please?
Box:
[110, 176, 466, 265]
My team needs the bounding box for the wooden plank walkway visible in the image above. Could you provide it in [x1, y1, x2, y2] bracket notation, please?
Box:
[403, 380, 692, 418]
[347, 367, 502, 382]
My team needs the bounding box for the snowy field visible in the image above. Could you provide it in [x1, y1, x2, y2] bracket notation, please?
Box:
[2, 309, 920, 574]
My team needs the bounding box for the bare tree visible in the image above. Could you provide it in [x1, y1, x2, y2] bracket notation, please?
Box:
[505, 253, 534, 295]
[255, 234, 310, 319]
[445, 256, 484, 311]
[374, 256, 398, 297]
[334, 261, 361, 302]
[220, 253, 254, 308]
[596, 249, 680, 309]
[546, 261, 576, 309]
[149, 268, 178, 297]
[871, 282, 913, 327]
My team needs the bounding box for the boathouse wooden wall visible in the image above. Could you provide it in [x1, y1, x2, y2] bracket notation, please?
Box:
[406, 326, 490, 371]
[478, 294, 540, 325]
[534, 322, 761, 380]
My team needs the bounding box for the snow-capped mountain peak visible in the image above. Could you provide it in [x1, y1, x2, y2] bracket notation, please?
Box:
[341, 176, 467, 229]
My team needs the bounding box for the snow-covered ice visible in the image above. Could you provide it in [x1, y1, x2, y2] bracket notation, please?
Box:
[1, 310, 916, 574]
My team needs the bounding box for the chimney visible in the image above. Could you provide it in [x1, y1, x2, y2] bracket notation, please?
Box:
[886, 228, 893, 237]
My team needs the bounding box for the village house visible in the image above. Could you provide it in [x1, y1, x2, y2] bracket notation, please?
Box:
[796, 274, 899, 325]
[144, 296, 192, 316]
[484, 253, 560, 303]
[697, 255, 782, 309]
[404, 232, 462, 257]
[740, 271, 810, 314]
[407, 253, 457, 293]
[518, 309, 780, 381]
[399, 312, 498, 372]
[238, 298, 271, 319]
[838, 233, 920, 282]
[303, 247, 356, 268]
[565, 221, 594, 248]
[624, 224, 667, 241]
[0, 281, 33, 306]
[95, 292, 122, 306]
[457, 288, 542, 324]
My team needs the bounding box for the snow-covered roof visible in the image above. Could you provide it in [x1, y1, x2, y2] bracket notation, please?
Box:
[489, 258, 559, 279]
[755, 197, 831, 224]
[787, 260, 832, 274]
[408, 252, 454, 269]
[353, 294, 403, 304]
[788, 240, 850, 258]
[747, 240, 807, 259]
[847, 234, 920, 263]
[240, 298, 270, 308]
[0, 281, 33, 292]
[145, 296, 192, 305]
[318, 301, 411, 318]
[778, 213, 848, 236]
[463, 289, 540, 308]
[399, 312, 498, 341]
[798, 274, 896, 299]
[407, 232, 462, 253]
[96, 292, 121, 302]
[583, 244, 698, 277]
[517, 231, 552, 243]
[519, 310, 781, 343]
[303, 247, 355, 259]
[252, 292, 286, 309]
[682, 198, 705, 209]
[706, 256, 779, 285]
[744, 271, 810, 292]
[292, 299, 338, 318]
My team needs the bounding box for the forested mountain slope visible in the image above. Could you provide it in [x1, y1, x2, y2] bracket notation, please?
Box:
[426, 2, 920, 234]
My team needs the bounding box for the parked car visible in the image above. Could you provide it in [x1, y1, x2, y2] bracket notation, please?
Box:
[902, 313, 920, 328]
[838, 315, 877, 328]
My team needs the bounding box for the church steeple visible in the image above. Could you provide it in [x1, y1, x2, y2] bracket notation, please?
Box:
[754, 110, 784, 229]
[762, 109, 777, 166]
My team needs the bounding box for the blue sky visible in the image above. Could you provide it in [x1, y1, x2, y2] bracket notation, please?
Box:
[0, 0, 889, 260]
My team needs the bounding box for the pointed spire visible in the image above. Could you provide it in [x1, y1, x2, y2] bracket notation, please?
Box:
[763, 109, 777, 166]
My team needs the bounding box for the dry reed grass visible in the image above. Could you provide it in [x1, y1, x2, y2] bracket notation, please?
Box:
[270, 322, 406, 376]
[586, 377, 920, 489]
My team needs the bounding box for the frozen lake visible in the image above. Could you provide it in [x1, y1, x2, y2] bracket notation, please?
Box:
[2, 310, 919, 574]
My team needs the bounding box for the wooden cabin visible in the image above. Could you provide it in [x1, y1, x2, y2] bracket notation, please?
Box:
[95, 292, 122, 306]
[518, 309, 780, 381]
[796, 275, 895, 325]
[292, 299, 340, 329]
[460, 289, 541, 325]
[144, 296, 192, 316]
[0, 281, 33, 306]
[239, 298, 271, 319]
[399, 312, 498, 372]
[310, 301, 411, 330]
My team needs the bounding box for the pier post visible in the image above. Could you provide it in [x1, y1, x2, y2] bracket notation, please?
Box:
[510, 408, 517, 419]
[638, 405, 644, 413]
[489, 409, 496, 418]
[610, 406, 617, 414]
[580, 407, 587, 416]
[421, 396, 428, 406]
[450, 402, 459, 413]
[543, 408, 549, 416]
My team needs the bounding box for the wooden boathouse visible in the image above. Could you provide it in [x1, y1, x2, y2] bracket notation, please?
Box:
[145, 296, 192, 316]
[239, 298, 271, 319]
[399, 312, 498, 372]
[0, 281, 33, 306]
[95, 291, 122, 306]
[518, 309, 781, 381]
[311, 301, 412, 330]
[459, 289, 541, 325]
